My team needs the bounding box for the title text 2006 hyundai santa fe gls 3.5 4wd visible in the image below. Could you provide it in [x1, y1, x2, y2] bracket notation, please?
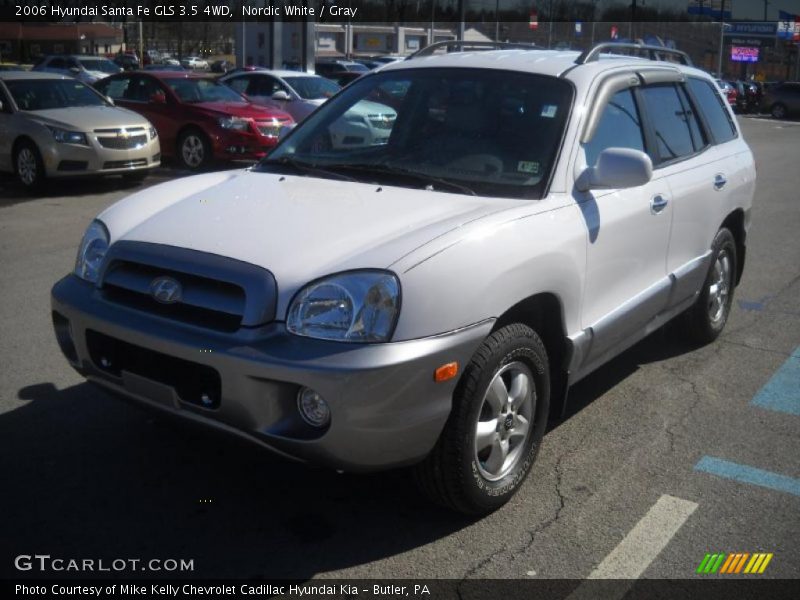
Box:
[51, 42, 755, 515]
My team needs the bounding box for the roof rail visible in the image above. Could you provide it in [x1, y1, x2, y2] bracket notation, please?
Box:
[407, 40, 538, 60]
[575, 42, 693, 66]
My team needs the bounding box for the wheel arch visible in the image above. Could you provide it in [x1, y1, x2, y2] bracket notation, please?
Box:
[11, 135, 40, 171]
[721, 208, 746, 285]
[490, 292, 570, 419]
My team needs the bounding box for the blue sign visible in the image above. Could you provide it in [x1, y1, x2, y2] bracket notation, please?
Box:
[725, 22, 777, 37]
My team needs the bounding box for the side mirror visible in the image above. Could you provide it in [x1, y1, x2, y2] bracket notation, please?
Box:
[69, 67, 81, 74]
[278, 123, 296, 140]
[576, 148, 653, 192]
[150, 92, 167, 104]
[272, 90, 291, 102]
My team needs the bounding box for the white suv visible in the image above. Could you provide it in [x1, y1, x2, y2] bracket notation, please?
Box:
[51, 43, 755, 515]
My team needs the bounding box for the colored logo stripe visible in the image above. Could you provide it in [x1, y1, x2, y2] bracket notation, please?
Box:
[697, 553, 774, 574]
[696, 553, 725, 573]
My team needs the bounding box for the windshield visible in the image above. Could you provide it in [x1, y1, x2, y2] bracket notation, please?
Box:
[260, 68, 573, 199]
[166, 78, 244, 103]
[284, 76, 340, 100]
[6, 79, 106, 110]
[79, 58, 120, 73]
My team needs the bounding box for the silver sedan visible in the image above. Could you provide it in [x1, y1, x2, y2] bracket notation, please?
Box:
[0, 72, 160, 189]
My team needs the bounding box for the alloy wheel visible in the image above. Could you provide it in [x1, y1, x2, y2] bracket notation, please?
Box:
[474, 361, 536, 481]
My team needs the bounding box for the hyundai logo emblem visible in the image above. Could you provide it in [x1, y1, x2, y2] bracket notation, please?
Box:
[149, 276, 182, 304]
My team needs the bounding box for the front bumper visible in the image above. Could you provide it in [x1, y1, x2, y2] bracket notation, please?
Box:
[40, 135, 161, 178]
[51, 275, 492, 471]
[209, 128, 279, 161]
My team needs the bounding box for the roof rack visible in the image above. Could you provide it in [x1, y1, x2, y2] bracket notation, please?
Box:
[575, 43, 692, 66]
[407, 40, 538, 60]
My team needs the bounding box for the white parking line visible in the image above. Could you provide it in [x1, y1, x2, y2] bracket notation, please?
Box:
[566, 495, 698, 600]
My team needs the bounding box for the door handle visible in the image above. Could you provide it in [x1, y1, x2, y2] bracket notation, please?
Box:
[650, 194, 669, 215]
[714, 174, 727, 190]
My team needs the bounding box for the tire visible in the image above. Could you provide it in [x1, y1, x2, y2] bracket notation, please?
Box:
[771, 103, 787, 120]
[14, 140, 45, 190]
[413, 324, 550, 515]
[177, 129, 211, 171]
[682, 228, 737, 345]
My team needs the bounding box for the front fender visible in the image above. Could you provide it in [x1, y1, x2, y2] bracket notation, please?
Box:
[392, 200, 586, 341]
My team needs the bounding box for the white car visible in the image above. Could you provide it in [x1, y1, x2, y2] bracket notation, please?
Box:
[33, 55, 121, 85]
[221, 69, 396, 146]
[220, 70, 341, 123]
[180, 56, 209, 70]
[51, 42, 755, 515]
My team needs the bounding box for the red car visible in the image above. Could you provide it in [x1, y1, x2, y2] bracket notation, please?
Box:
[716, 79, 737, 108]
[94, 71, 293, 170]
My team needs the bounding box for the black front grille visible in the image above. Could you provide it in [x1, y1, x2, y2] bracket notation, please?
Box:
[86, 330, 221, 409]
[57, 160, 88, 171]
[102, 260, 246, 332]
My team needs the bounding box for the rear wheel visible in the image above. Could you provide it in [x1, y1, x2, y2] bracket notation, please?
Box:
[414, 324, 550, 515]
[771, 103, 788, 119]
[177, 129, 211, 171]
[14, 140, 45, 190]
[682, 228, 737, 345]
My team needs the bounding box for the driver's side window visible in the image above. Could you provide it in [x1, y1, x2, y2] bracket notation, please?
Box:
[583, 89, 645, 166]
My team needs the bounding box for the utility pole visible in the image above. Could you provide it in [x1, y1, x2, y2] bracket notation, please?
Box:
[138, 20, 143, 62]
[629, 0, 637, 40]
[764, 0, 769, 21]
[547, 0, 554, 48]
[495, 0, 500, 41]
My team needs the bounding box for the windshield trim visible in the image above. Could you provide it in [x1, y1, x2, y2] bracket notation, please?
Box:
[258, 67, 575, 200]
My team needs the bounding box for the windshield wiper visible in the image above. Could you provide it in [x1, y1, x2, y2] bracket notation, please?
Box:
[322, 163, 477, 196]
[258, 156, 358, 182]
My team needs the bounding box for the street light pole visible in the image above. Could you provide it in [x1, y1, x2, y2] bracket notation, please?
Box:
[547, 0, 553, 48]
[717, 0, 726, 78]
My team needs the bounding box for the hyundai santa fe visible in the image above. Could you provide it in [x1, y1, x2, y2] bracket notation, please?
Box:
[51, 43, 755, 515]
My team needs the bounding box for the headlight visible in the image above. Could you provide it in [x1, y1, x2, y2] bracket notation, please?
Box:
[218, 116, 251, 131]
[149, 126, 158, 140]
[48, 126, 89, 146]
[287, 271, 400, 342]
[74, 220, 109, 283]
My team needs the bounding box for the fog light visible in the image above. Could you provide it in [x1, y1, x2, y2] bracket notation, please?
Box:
[297, 387, 330, 427]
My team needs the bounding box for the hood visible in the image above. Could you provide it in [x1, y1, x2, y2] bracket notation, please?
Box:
[100, 170, 519, 312]
[192, 101, 292, 121]
[350, 100, 396, 117]
[24, 105, 150, 131]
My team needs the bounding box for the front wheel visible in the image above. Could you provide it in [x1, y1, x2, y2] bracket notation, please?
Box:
[682, 228, 737, 345]
[414, 324, 550, 515]
[177, 129, 211, 171]
[14, 140, 45, 190]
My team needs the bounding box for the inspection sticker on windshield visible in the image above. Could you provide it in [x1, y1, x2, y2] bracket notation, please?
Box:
[540, 104, 558, 118]
[517, 161, 540, 175]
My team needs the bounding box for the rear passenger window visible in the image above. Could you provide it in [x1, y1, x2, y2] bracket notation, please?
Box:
[101, 77, 131, 100]
[584, 89, 644, 166]
[687, 78, 736, 144]
[640, 84, 699, 163]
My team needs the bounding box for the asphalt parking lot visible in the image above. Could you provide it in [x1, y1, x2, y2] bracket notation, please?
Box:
[0, 116, 798, 582]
